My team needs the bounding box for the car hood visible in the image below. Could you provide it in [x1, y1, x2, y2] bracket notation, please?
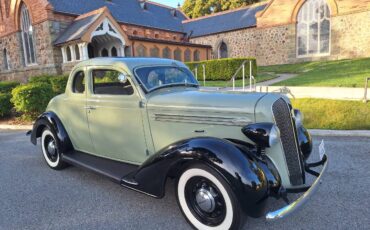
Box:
[146, 88, 268, 121]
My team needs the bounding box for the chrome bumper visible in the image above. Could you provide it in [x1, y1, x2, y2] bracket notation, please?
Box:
[266, 154, 329, 221]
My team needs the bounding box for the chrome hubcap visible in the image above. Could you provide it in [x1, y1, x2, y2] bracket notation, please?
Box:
[47, 140, 56, 156]
[195, 188, 216, 213]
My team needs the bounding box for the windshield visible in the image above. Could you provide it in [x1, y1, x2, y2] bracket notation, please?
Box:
[135, 66, 198, 92]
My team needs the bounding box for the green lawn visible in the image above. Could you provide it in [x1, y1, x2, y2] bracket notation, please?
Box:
[260, 58, 370, 88]
[204, 72, 277, 87]
[291, 98, 370, 130]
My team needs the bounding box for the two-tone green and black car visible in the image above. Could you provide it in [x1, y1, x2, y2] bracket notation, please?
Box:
[29, 58, 328, 230]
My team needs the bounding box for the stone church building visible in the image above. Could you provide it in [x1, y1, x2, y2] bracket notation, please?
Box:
[0, 0, 369, 81]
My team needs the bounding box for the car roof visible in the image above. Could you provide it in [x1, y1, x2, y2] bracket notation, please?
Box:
[73, 57, 188, 72]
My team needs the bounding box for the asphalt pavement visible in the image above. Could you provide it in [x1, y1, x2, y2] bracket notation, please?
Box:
[0, 130, 369, 230]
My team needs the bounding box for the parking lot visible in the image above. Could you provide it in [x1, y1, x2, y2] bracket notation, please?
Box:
[0, 130, 369, 230]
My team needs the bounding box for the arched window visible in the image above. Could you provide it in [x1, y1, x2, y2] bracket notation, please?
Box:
[124, 46, 132, 57]
[150, 46, 159, 57]
[162, 47, 171, 59]
[297, 0, 330, 57]
[136, 44, 147, 57]
[218, 42, 228, 59]
[101, 48, 109, 57]
[20, 4, 36, 65]
[174, 48, 182, 61]
[184, 49, 191, 62]
[111, 46, 118, 57]
[75, 45, 80, 60]
[88, 44, 95, 58]
[66, 46, 72, 62]
[3, 48, 10, 70]
[193, 50, 200, 61]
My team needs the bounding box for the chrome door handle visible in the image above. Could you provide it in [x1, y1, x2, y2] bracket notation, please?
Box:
[84, 106, 97, 110]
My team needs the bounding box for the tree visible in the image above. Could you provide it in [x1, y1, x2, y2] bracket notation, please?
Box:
[182, 0, 263, 19]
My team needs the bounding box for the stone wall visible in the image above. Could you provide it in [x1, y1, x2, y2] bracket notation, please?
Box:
[189, 25, 296, 66]
[0, 20, 63, 82]
[190, 10, 370, 66]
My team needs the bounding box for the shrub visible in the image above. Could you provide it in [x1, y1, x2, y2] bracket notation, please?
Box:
[11, 83, 55, 119]
[28, 75, 55, 84]
[50, 75, 68, 95]
[0, 81, 20, 94]
[0, 93, 12, 117]
[185, 58, 257, 81]
[28, 75, 54, 85]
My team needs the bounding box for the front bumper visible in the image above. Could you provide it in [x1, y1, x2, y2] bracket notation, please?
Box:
[266, 154, 329, 221]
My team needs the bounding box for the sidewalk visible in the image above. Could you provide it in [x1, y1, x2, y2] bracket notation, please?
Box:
[201, 86, 368, 101]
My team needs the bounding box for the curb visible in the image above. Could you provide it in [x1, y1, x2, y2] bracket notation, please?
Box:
[309, 129, 370, 137]
[0, 124, 32, 131]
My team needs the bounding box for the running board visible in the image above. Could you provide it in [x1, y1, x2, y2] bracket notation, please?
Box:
[62, 151, 139, 183]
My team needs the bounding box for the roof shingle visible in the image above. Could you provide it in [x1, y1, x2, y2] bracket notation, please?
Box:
[48, 0, 187, 32]
[183, 4, 267, 38]
[54, 14, 101, 45]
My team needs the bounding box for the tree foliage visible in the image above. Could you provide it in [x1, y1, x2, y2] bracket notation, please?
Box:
[182, 0, 263, 19]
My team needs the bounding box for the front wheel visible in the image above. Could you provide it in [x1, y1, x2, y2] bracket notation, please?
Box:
[176, 164, 242, 230]
[41, 127, 68, 170]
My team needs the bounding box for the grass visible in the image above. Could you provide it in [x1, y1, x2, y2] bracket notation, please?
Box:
[260, 58, 370, 88]
[291, 98, 370, 130]
[204, 72, 277, 87]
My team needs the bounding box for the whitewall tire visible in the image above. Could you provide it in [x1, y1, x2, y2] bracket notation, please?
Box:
[41, 128, 67, 170]
[176, 164, 242, 230]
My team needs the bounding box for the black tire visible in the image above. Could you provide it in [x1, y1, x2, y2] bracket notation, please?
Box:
[176, 164, 242, 230]
[40, 127, 68, 170]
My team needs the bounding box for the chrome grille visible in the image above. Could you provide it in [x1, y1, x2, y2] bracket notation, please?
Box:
[272, 98, 303, 185]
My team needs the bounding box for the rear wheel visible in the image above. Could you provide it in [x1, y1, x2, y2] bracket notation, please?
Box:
[176, 164, 242, 230]
[41, 127, 68, 170]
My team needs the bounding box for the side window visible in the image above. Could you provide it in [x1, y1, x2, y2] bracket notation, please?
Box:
[72, 71, 85, 93]
[92, 69, 134, 95]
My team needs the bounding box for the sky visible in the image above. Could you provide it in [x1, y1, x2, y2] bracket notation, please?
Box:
[150, 0, 183, 8]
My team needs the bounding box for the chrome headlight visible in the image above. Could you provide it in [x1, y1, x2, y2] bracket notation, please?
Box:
[242, 123, 280, 148]
[294, 109, 304, 127]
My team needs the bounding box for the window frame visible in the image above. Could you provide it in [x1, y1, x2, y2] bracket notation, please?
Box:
[296, 0, 331, 58]
[20, 4, 37, 66]
[71, 70, 86, 94]
[218, 42, 228, 59]
[3, 48, 10, 70]
[88, 67, 137, 97]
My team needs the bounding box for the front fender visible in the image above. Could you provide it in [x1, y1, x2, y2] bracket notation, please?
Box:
[297, 125, 313, 160]
[30, 111, 73, 153]
[122, 137, 280, 217]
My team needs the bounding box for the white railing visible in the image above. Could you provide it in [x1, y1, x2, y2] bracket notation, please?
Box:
[229, 60, 256, 92]
[192, 64, 206, 86]
[364, 77, 370, 103]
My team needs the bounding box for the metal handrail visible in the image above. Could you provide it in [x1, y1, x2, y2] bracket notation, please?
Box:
[193, 67, 198, 81]
[364, 77, 370, 103]
[223, 60, 257, 91]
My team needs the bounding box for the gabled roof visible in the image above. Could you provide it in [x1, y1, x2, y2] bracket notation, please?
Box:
[54, 13, 100, 45]
[183, 4, 267, 38]
[54, 7, 130, 46]
[48, 0, 187, 32]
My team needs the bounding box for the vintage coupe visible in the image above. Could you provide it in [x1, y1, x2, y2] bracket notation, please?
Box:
[29, 58, 328, 229]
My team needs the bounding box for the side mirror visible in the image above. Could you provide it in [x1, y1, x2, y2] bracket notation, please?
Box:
[118, 73, 128, 84]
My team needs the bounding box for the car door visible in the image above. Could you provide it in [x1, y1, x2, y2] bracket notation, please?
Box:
[86, 67, 147, 164]
[61, 68, 95, 154]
